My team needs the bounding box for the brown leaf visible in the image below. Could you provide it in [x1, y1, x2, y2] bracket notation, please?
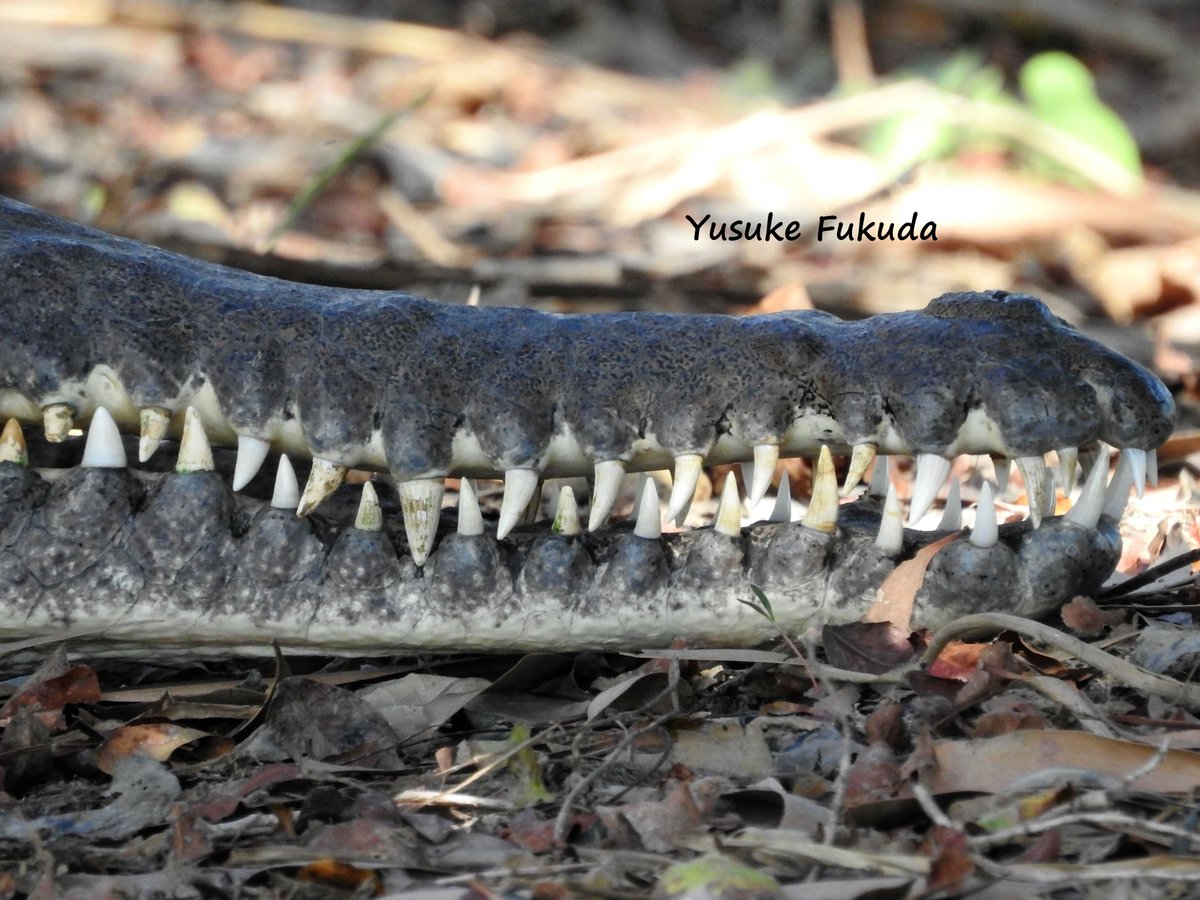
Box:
[928, 730, 1200, 795]
[924, 825, 974, 893]
[97, 722, 211, 774]
[927, 641, 988, 681]
[0, 653, 100, 726]
[1060, 596, 1123, 637]
[864, 533, 960, 631]
[864, 703, 906, 752]
[823, 621, 917, 675]
[843, 743, 908, 808]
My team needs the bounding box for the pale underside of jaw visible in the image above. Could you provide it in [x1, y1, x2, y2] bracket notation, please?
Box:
[0, 380, 1154, 570]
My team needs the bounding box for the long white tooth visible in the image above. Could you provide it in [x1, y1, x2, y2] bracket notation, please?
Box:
[1125, 447, 1147, 499]
[0, 419, 27, 466]
[1042, 468, 1058, 519]
[769, 470, 792, 523]
[355, 481, 382, 532]
[497, 468, 539, 540]
[748, 444, 779, 507]
[633, 478, 662, 539]
[588, 459, 626, 532]
[714, 474, 742, 537]
[80, 407, 126, 468]
[456, 479, 483, 536]
[1056, 446, 1079, 495]
[1065, 450, 1109, 528]
[1102, 451, 1135, 521]
[176, 407, 214, 473]
[867, 454, 890, 498]
[993, 456, 1010, 494]
[298, 458, 348, 517]
[553, 485, 581, 535]
[841, 443, 876, 496]
[138, 407, 171, 462]
[1079, 444, 1104, 484]
[937, 477, 961, 531]
[908, 454, 951, 525]
[1148, 449, 1159, 488]
[399, 477, 444, 565]
[42, 403, 73, 443]
[875, 484, 904, 555]
[233, 435, 272, 491]
[1015, 456, 1049, 527]
[271, 455, 300, 509]
[970, 481, 998, 548]
[801, 445, 839, 534]
[667, 453, 703, 523]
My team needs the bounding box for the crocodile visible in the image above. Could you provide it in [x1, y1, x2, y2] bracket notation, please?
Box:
[0, 196, 1175, 655]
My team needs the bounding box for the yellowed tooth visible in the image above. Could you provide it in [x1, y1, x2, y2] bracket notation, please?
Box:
[0, 418, 27, 466]
[841, 442, 876, 496]
[297, 458, 348, 517]
[801, 446, 839, 534]
[43, 403, 73, 442]
[713, 473, 742, 537]
[355, 481, 382, 532]
[138, 406, 171, 462]
[1056, 446, 1079, 495]
[1015, 456, 1048, 527]
[176, 407, 214, 473]
[398, 477, 444, 565]
[748, 443, 779, 506]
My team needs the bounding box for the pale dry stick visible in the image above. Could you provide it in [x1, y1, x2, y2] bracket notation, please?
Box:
[910, 780, 955, 829]
[921, 613, 1200, 707]
[970, 808, 1200, 852]
[973, 853, 1200, 885]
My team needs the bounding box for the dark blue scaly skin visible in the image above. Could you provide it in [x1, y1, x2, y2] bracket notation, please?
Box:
[0, 196, 1173, 654]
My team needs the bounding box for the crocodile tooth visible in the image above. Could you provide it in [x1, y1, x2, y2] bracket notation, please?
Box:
[457, 479, 484, 536]
[138, 406, 171, 462]
[1041, 468, 1058, 519]
[667, 453, 702, 523]
[1065, 447, 1108, 528]
[748, 443, 779, 506]
[971, 482, 998, 548]
[1015, 456, 1049, 526]
[588, 459, 626, 532]
[0, 418, 27, 465]
[42, 403, 73, 443]
[399, 477, 445, 565]
[993, 456, 1010, 494]
[1078, 444, 1103, 484]
[801, 445, 839, 534]
[633, 478, 662, 539]
[497, 468, 539, 540]
[714, 474, 742, 536]
[553, 485, 581, 535]
[769, 470, 792, 523]
[875, 483, 904, 554]
[908, 453, 950, 525]
[1147, 449, 1159, 488]
[80, 407, 126, 468]
[271, 455, 300, 509]
[1102, 450, 1135, 521]
[355, 481, 382, 532]
[233, 435, 272, 491]
[297, 458, 348, 517]
[1056, 446, 1079, 495]
[1125, 447, 1147, 498]
[937, 477, 961, 531]
[867, 454, 890, 498]
[841, 442, 876, 496]
[176, 407, 215, 473]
